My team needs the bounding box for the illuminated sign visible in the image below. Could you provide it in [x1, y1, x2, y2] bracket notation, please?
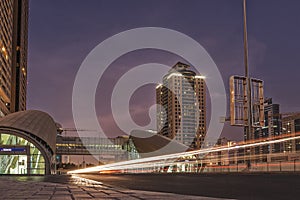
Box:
[0, 147, 26, 152]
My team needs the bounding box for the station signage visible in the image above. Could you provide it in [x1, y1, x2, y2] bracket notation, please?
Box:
[0, 147, 26, 152]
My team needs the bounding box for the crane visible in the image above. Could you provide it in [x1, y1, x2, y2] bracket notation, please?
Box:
[220, 112, 300, 124]
[57, 128, 97, 136]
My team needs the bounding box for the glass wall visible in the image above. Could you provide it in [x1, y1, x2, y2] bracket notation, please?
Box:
[0, 133, 45, 174]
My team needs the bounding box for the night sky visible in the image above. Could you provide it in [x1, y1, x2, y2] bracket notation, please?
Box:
[27, 0, 300, 142]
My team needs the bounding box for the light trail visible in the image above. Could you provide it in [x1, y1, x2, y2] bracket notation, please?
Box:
[68, 134, 300, 174]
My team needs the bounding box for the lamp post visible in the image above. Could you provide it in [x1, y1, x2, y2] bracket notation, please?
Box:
[243, 0, 253, 142]
[243, 0, 255, 167]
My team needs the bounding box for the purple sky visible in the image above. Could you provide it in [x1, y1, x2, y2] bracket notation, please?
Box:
[27, 0, 300, 142]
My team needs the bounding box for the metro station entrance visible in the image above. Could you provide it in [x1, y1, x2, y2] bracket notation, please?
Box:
[0, 133, 46, 175]
[0, 146, 29, 174]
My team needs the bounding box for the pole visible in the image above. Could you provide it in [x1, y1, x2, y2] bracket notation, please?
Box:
[243, 0, 252, 140]
[243, 0, 254, 167]
[243, 0, 249, 80]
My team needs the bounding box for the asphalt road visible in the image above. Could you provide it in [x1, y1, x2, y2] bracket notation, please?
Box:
[78, 173, 300, 200]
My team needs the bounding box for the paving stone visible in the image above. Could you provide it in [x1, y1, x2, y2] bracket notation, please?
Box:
[90, 194, 110, 198]
[30, 196, 50, 200]
[73, 194, 92, 198]
[115, 197, 142, 200]
[51, 197, 73, 200]
[54, 191, 71, 195]
[36, 192, 54, 195]
[0, 176, 231, 200]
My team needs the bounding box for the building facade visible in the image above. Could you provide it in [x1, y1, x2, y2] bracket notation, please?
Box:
[253, 98, 282, 155]
[0, 0, 28, 115]
[156, 62, 206, 149]
[282, 113, 300, 153]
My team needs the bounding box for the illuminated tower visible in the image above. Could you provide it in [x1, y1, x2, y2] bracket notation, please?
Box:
[0, 0, 28, 115]
[156, 62, 206, 149]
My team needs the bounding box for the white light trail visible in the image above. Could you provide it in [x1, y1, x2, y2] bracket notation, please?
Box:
[68, 134, 300, 174]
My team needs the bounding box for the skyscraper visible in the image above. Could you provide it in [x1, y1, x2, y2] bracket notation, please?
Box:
[263, 98, 282, 153]
[156, 62, 206, 149]
[253, 98, 282, 157]
[0, 0, 28, 115]
[282, 113, 300, 153]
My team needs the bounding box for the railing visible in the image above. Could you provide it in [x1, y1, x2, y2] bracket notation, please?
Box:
[68, 133, 300, 174]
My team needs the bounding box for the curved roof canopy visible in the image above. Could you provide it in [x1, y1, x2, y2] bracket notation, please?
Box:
[0, 110, 57, 153]
[130, 130, 191, 158]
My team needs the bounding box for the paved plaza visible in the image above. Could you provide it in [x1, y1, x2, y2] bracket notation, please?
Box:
[0, 175, 229, 200]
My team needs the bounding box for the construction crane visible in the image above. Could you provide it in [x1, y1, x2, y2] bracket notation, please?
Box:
[279, 112, 300, 117]
[57, 128, 97, 136]
[220, 112, 300, 124]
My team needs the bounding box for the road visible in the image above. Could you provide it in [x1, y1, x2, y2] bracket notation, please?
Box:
[78, 173, 300, 200]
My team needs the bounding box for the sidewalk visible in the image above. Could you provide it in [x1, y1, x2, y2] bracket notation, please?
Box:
[0, 175, 230, 200]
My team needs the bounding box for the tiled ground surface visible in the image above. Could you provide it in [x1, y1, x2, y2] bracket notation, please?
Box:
[0, 176, 230, 200]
